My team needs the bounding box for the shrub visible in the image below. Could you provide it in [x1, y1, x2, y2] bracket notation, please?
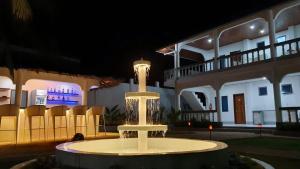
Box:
[71, 133, 84, 141]
[276, 122, 300, 131]
[104, 105, 126, 126]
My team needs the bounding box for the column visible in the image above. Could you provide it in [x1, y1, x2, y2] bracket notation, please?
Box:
[175, 93, 181, 112]
[129, 78, 134, 91]
[15, 70, 22, 107]
[213, 32, 220, 70]
[82, 83, 88, 106]
[155, 81, 160, 88]
[273, 80, 282, 123]
[215, 88, 222, 122]
[267, 10, 277, 59]
[174, 44, 180, 79]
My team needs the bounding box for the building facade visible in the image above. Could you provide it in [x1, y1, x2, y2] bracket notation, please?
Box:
[158, 0, 300, 127]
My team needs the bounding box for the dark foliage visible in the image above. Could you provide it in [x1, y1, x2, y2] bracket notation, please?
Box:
[71, 133, 84, 141]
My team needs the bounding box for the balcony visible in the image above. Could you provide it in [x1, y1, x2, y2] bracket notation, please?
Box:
[164, 38, 300, 85]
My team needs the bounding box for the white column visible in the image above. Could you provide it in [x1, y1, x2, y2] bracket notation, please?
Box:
[174, 44, 180, 78]
[213, 32, 220, 70]
[82, 83, 88, 105]
[215, 88, 222, 122]
[273, 80, 282, 123]
[155, 81, 160, 88]
[175, 93, 181, 111]
[15, 70, 22, 107]
[267, 10, 277, 59]
[129, 78, 134, 91]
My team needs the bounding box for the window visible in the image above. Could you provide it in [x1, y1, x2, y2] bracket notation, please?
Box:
[221, 96, 228, 112]
[281, 84, 293, 94]
[276, 35, 286, 43]
[259, 87, 267, 96]
[257, 41, 265, 48]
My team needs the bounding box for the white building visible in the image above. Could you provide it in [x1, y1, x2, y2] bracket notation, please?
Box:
[158, 0, 300, 127]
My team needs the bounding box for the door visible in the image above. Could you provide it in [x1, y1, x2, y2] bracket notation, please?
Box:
[233, 94, 246, 124]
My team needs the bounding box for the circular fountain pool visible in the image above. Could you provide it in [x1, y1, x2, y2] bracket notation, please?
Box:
[56, 138, 229, 169]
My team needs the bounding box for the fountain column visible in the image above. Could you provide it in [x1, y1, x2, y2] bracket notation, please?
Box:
[119, 58, 166, 153]
[137, 62, 148, 152]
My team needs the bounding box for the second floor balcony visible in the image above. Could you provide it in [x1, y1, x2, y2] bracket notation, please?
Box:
[164, 37, 300, 84]
[160, 1, 300, 87]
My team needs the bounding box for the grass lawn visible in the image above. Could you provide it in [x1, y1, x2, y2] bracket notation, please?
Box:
[225, 137, 300, 169]
[225, 137, 300, 151]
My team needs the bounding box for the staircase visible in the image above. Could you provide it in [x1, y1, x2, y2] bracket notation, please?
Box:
[181, 91, 205, 110]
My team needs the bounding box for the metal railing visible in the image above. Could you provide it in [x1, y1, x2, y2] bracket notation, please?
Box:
[180, 110, 217, 122]
[164, 37, 300, 81]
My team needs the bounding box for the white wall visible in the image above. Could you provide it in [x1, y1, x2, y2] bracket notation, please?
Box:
[0, 76, 15, 105]
[88, 83, 175, 114]
[23, 79, 82, 107]
[218, 74, 300, 125]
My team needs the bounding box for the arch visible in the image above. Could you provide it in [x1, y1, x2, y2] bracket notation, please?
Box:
[274, 2, 300, 20]
[0, 76, 14, 89]
[218, 17, 266, 40]
[0, 67, 14, 82]
[220, 77, 272, 91]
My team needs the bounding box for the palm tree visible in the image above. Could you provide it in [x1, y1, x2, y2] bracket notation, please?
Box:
[11, 0, 32, 21]
[0, 0, 32, 76]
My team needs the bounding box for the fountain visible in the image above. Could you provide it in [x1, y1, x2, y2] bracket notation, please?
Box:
[118, 59, 167, 152]
[56, 59, 229, 169]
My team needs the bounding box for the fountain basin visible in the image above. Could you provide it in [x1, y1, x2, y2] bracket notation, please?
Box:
[56, 138, 229, 169]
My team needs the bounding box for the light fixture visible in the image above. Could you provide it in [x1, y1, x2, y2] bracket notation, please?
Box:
[207, 38, 212, 43]
[250, 25, 255, 30]
[262, 77, 267, 80]
[260, 29, 265, 34]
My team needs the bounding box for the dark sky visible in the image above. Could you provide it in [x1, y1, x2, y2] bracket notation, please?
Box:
[0, 0, 285, 85]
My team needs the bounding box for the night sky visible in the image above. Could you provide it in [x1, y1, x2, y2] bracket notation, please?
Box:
[0, 0, 284, 85]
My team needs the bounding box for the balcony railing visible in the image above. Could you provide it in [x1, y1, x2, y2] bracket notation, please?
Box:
[164, 59, 214, 81]
[164, 37, 300, 81]
[275, 37, 300, 57]
[218, 45, 271, 69]
[180, 110, 217, 122]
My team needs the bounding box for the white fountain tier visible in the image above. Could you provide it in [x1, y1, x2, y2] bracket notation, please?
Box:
[125, 91, 160, 99]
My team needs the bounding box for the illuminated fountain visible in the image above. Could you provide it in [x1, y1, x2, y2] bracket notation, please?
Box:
[56, 59, 229, 169]
[118, 59, 167, 152]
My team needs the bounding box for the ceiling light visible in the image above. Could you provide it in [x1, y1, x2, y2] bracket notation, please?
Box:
[207, 38, 212, 43]
[262, 77, 267, 80]
[250, 25, 255, 30]
[260, 29, 265, 34]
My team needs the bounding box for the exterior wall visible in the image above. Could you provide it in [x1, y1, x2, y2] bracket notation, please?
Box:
[0, 76, 15, 105]
[23, 79, 82, 107]
[217, 74, 300, 125]
[88, 83, 175, 113]
[220, 79, 275, 125]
